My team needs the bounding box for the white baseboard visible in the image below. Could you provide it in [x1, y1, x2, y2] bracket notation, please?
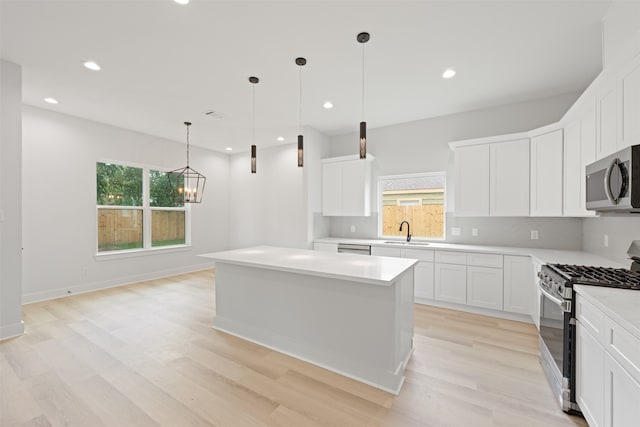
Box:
[415, 298, 534, 324]
[22, 262, 214, 304]
[0, 320, 24, 341]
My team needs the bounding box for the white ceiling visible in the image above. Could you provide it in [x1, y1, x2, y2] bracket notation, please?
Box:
[1, 0, 611, 153]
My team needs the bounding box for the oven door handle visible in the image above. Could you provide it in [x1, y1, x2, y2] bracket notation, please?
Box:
[539, 284, 572, 313]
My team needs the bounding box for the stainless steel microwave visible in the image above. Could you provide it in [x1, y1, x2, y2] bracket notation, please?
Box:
[585, 145, 640, 212]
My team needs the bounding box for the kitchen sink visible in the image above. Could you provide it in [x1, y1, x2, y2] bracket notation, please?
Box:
[383, 241, 430, 246]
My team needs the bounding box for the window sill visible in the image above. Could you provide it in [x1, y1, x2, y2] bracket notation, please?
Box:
[95, 244, 192, 261]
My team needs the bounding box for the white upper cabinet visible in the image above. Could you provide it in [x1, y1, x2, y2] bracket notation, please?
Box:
[454, 144, 490, 216]
[564, 104, 597, 218]
[597, 82, 620, 158]
[490, 139, 530, 216]
[621, 54, 640, 149]
[322, 155, 373, 217]
[530, 129, 563, 216]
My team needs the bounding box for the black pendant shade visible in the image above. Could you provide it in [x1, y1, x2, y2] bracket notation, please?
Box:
[359, 121, 367, 159]
[251, 144, 257, 174]
[298, 135, 303, 167]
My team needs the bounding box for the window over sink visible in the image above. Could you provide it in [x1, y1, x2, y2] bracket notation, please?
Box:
[378, 172, 446, 240]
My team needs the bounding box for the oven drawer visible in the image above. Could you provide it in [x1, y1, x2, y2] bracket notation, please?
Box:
[575, 294, 606, 344]
[604, 316, 640, 384]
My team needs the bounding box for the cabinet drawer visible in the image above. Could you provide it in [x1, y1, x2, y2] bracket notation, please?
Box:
[371, 246, 403, 258]
[434, 251, 467, 265]
[401, 248, 434, 262]
[604, 316, 640, 384]
[467, 253, 503, 268]
[575, 294, 606, 343]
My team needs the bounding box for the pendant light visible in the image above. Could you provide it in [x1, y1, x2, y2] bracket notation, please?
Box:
[168, 121, 206, 203]
[249, 76, 259, 173]
[296, 57, 306, 167]
[357, 32, 370, 159]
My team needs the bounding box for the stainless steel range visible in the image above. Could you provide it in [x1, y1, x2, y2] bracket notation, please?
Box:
[537, 241, 640, 414]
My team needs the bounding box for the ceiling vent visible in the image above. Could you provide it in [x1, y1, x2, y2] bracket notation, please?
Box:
[203, 110, 224, 119]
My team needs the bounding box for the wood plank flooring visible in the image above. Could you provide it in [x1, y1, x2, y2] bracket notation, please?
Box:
[0, 270, 587, 427]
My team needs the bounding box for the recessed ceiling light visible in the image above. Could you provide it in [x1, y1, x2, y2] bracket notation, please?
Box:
[44, 97, 59, 104]
[323, 101, 334, 109]
[174, 0, 189, 4]
[277, 137, 285, 142]
[442, 69, 456, 79]
[225, 147, 233, 151]
[83, 61, 101, 71]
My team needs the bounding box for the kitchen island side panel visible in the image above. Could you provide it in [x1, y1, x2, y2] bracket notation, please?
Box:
[213, 262, 414, 394]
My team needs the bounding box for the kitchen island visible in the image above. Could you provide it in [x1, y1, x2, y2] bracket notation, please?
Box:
[199, 246, 417, 394]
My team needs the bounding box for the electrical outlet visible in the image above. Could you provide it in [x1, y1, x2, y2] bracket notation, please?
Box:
[350, 225, 356, 233]
[604, 234, 609, 247]
[451, 227, 461, 236]
[530, 230, 539, 240]
[472, 228, 478, 237]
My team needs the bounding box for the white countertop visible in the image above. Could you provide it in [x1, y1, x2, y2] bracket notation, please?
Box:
[574, 284, 640, 341]
[199, 246, 418, 286]
[315, 237, 627, 268]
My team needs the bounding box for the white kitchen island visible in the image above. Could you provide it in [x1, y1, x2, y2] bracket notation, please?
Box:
[199, 246, 417, 394]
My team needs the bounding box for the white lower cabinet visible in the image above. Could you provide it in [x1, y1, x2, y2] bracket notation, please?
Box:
[576, 321, 604, 427]
[503, 255, 534, 315]
[434, 263, 467, 304]
[414, 262, 435, 300]
[466, 266, 503, 310]
[575, 293, 640, 427]
[604, 353, 640, 427]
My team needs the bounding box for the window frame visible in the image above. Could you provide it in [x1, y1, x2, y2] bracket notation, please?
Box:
[377, 172, 447, 241]
[95, 159, 191, 258]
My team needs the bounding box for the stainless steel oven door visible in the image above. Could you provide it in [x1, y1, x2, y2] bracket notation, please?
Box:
[538, 283, 579, 412]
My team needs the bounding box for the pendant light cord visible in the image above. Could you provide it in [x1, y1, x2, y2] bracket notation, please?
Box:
[186, 123, 190, 167]
[252, 84, 256, 145]
[299, 65, 303, 134]
[361, 41, 365, 120]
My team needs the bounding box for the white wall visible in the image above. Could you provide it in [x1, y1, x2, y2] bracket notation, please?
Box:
[0, 60, 24, 339]
[21, 106, 230, 303]
[228, 126, 330, 249]
[327, 92, 584, 249]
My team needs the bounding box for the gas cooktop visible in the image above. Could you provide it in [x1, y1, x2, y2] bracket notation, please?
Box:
[547, 264, 640, 290]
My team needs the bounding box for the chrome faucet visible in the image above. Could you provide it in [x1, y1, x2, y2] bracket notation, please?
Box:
[399, 221, 411, 242]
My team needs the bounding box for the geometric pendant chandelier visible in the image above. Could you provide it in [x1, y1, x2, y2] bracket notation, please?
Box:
[168, 121, 206, 203]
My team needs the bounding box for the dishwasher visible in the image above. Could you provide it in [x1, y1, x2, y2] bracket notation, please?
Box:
[337, 243, 371, 255]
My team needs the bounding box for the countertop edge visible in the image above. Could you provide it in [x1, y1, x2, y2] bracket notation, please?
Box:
[573, 285, 640, 341]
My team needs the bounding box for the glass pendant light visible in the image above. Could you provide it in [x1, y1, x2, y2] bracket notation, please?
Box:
[357, 32, 370, 159]
[249, 76, 259, 173]
[168, 121, 206, 203]
[296, 57, 306, 167]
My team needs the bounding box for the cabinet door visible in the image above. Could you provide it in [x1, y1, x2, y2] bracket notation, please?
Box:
[434, 263, 467, 304]
[604, 353, 640, 427]
[530, 130, 563, 216]
[503, 255, 533, 315]
[341, 159, 370, 216]
[563, 120, 583, 216]
[621, 58, 640, 149]
[313, 243, 338, 252]
[414, 261, 435, 300]
[576, 322, 605, 427]
[598, 84, 619, 158]
[466, 266, 503, 310]
[490, 139, 530, 216]
[454, 144, 490, 216]
[322, 162, 342, 216]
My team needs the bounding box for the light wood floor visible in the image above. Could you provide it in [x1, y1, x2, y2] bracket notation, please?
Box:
[1, 270, 587, 427]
